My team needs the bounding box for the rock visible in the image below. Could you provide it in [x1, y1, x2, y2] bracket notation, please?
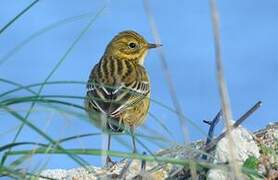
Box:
[39, 123, 277, 180]
[207, 125, 260, 180]
[254, 122, 278, 150]
[213, 126, 260, 163]
[255, 122, 278, 179]
[207, 169, 230, 180]
[40, 169, 68, 180]
[39, 159, 170, 180]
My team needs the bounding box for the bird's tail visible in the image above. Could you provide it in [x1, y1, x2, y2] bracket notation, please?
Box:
[106, 117, 125, 132]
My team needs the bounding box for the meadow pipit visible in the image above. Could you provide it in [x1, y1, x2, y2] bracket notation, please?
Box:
[85, 30, 161, 165]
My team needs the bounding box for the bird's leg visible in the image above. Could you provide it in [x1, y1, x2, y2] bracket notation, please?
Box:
[105, 133, 114, 166]
[130, 125, 137, 153]
[141, 152, 147, 171]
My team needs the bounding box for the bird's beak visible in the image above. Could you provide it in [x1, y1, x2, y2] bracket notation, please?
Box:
[147, 43, 163, 49]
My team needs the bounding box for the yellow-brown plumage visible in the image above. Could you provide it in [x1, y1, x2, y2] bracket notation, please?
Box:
[85, 30, 161, 165]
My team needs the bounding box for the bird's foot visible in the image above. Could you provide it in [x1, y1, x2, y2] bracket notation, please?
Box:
[105, 156, 115, 168]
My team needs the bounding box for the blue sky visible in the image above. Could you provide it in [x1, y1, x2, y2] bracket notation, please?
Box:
[0, 0, 277, 170]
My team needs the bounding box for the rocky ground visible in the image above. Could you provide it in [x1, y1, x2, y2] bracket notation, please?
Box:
[40, 123, 278, 180]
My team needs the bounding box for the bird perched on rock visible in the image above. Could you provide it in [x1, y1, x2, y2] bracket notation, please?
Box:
[85, 30, 161, 165]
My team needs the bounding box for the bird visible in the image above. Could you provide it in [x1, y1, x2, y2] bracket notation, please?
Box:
[85, 30, 161, 166]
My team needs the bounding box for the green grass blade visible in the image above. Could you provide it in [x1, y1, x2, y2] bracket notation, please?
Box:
[3, 97, 85, 110]
[0, 80, 84, 98]
[2, 95, 176, 148]
[0, 0, 40, 35]
[40, 5, 106, 86]
[0, 78, 37, 96]
[0, 80, 183, 120]
[0, 81, 180, 119]
[0, 105, 90, 168]
[58, 133, 101, 143]
[6, 147, 263, 178]
[0, 78, 212, 167]
[0, 11, 99, 66]
[10, 4, 106, 140]
[1, 90, 187, 142]
[0, 142, 48, 152]
[1, 133, 102, 153]
[1, 94, 179, 147]
[149, 112, 174, 139]
[0, 165, 55, 180]
[2, 133, 101, 168]
[2, 4, 106, 166]
[1, 93, 209, 150]
[6, 148, 215, 169]
[0, 79, 176, 142]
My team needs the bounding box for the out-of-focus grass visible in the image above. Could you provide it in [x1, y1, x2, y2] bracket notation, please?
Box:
[209, 0, 242, 178]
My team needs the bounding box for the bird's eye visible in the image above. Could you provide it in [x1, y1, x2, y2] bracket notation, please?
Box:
[128, 42, 137, 49]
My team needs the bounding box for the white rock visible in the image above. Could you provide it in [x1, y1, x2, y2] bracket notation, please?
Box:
[39, 160, 167, 180]
[214, 126, 260, 163]
[208, 125, 260, 180]
[40, 166, 101, 180]
[39, 124, 267, 179]
[40, 169, 68, 180]
[207, 169, 231, 180]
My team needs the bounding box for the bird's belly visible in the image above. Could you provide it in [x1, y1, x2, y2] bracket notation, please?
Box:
[119, 95, 150, 127]
[85, 93, 150, 130]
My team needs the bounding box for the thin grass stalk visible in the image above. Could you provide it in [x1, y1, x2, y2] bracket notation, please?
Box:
[1, 82, 204, 136]
[5, 149, 263, 177]
[0, 11, 100, 66]
[1, 79, 212, 169]
[1, 91, 212, 156]
[1, 79, 204, 136]
[7, 147, 263, 177]
[209, 0, 242, 178]
[1, 95, 174, 146]
[143, 0, 190, 145]
[0, 81, 180, 116]
[2, 5, 106, 166]
[0, 133, 101, 153]
[1, 133, 100, 168]
[6, 148, 217, 169]
[0, 105, 90, 168]
[0, 0, 40, 35]
[1, 96, 174, 167]
[148, 113, 174, 139]
[2, 93, 212, 155]
[143, 0, 197, 178]
[0, 79, 37, 95]
[0, 165, 55, 180]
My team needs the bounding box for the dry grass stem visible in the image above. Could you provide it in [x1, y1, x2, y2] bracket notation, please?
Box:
[209, 0, 242, 178]
[143, 0, 197, 178]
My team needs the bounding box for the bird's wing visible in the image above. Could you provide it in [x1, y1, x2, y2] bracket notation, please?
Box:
[86, 60, 150, 117]
[109, 79, 150, 116]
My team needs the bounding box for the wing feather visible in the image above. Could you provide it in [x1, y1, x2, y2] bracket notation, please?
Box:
[86, 58, 150, 117]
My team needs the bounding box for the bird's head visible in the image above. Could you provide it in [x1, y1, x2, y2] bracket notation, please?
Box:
[104, 30, 162, 65]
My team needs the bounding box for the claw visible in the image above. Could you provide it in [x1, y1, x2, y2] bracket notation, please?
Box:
[105, 156, 115, 168]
